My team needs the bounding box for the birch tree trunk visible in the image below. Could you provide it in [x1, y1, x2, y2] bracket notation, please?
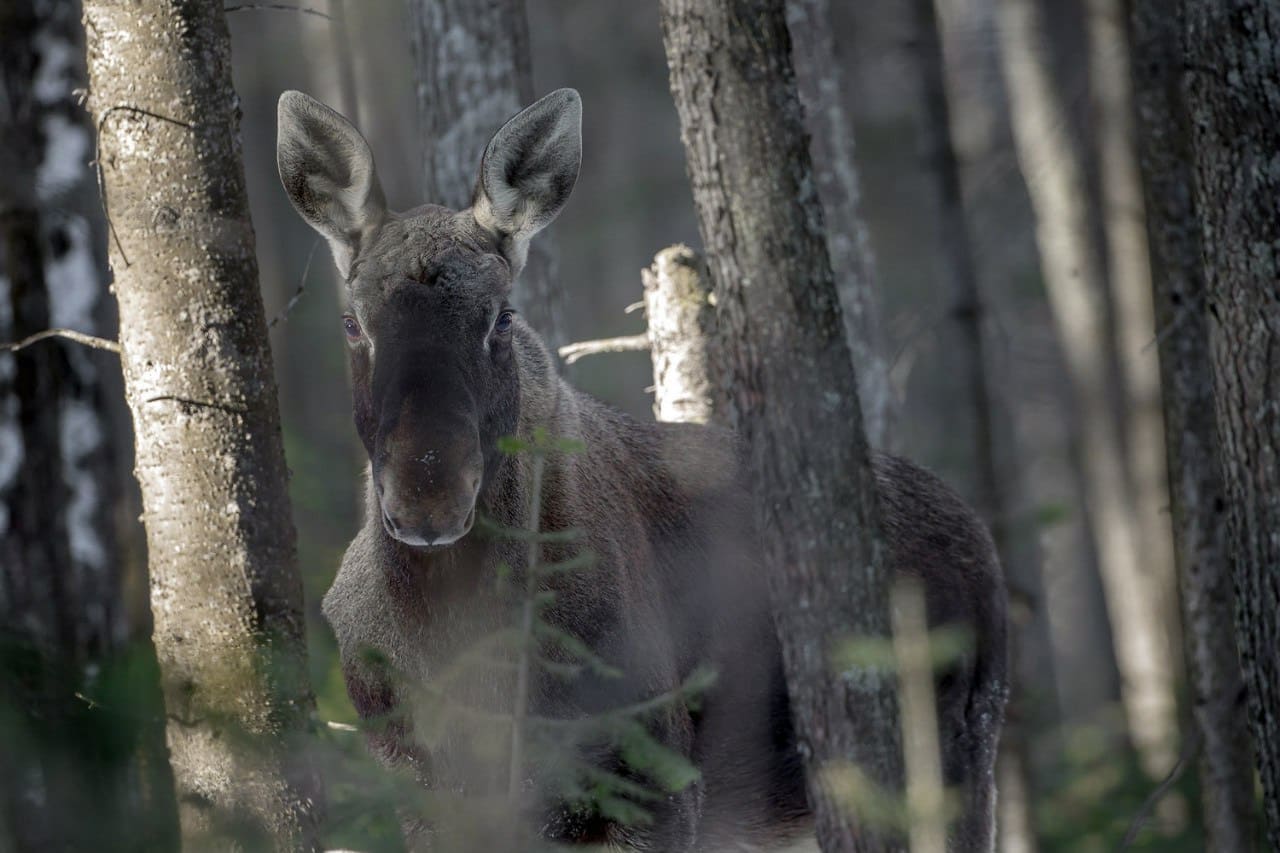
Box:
[909, 2, 1048, 849]
[407, 0, 566, 351]
[784, 0, 892, 449]
[82, 1, 319, 847]
[993, 0, 1176, 777]
[1183, 1, 1280, 845]
[1128, 2, 1258, 845]
[643, 246, 722, 426]
[659, 2, 904, 849]
[0, 0, 175, 846]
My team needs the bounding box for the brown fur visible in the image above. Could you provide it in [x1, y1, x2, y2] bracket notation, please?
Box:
[278, 89, 1008, 851]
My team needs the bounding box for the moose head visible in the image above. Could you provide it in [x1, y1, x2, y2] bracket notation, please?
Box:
[277, 89, 582, 548]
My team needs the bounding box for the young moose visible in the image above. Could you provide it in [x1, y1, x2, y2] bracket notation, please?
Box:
[277, 89, 1007, 851]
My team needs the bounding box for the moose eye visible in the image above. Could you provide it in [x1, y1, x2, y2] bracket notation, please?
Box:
[342, 315, 362, 340]
[494, 310, 515, 335]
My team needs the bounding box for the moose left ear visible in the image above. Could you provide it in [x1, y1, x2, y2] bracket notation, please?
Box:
[470, 88, 582, 278]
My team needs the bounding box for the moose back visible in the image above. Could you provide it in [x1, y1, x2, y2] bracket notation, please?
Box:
[277, 88, 1007, 851]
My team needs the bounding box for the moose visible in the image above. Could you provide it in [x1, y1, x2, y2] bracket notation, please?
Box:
[277, 88, 1007, 851]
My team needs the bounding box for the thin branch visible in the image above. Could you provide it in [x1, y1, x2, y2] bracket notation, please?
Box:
[0, 328, 121, 354]
[1118, 728, 1202, 850]
[269, 238, 321, 328]
[558, 334, 650, 365]
[94, 104, 196, 268]
[224, 3, 332, 19]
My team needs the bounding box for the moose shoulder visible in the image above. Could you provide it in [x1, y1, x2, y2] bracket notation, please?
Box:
[277, 88, 1007, 851]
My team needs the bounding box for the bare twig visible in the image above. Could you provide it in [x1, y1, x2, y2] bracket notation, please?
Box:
[269, 238, 321, 328]
[557, 334, 650, 365]
[94, 104, 196, 268]
[1118, 728, 1202, 850]
[224, 3, 331, 19]
[0, 328, 121, 354]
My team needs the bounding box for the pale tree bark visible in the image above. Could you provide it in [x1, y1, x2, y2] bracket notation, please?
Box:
[1129, 2, 1258, 846]
[408, 0, 566, 350]
[993, 0, 1176, 776]
[659, 2, 904, 850]
[642, 245, 721, 426]
[0, 0, 175, 847]
[82, 1, 319, 848]
[1182, 1, 1280, 845]
[784, 0, 892, 449]
[1084, 0, 1178, 671]
[909, 1, 1048, 850]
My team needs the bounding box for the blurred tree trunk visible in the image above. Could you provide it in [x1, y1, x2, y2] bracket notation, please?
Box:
[1182, 1, 1280, 846]
[0, 0, 176, 847]
[659, 2, 904, 850]
[784, 0, 892, 449]
[1129, 2, 1258, 846]
[407, 0, 565, 350]
[909, 2, 1048, 850]
[1084, 0, 1178, 674]
[993, 0, 1176, 777]
[82, 1, 319, 848]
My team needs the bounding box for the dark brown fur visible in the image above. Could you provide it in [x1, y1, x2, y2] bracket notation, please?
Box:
[278, 89, 1007, 851]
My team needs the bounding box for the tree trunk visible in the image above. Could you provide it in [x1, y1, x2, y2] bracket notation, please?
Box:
[909, 1, 1048, 850]
[82, 1, 319, 847]
[407, 0, 566, 351]
[1085, 0, 1179, 679]
[1130, 0, 1258, 845]
[993, 0, 1176, 776]
[0, 0, 176, 846]
[658, 2, 904, 850]
[642, 245, 722, 426]
[1182, 2, 1280, 846]
[784, 0, 893, 449]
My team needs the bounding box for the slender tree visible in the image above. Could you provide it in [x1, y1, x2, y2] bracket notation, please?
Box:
[1182, 1, 1280, 845]
[0, 0, 175, 846]
[407, 0, 566, 350]
[993, 0, 1176, 776]
[642, 245, 721, 426]
[909, 1, 1050, 849]
[784, 0, 893, 449]
[1130, 1, 1258, 846]
[1084, 0, 1178, 669]
[81, 1, 318, 846]
[659, 2, 904, 850]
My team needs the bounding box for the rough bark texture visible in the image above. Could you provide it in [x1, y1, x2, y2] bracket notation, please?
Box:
[658, 2, 905, 850]
[407, 0, 566, 351]
[642, 245, 722, 425]
[994, 0, 1176, 776]
[1183, 1, 1280, 846]
[1085, 0, 1178, 677]
[0, 0, 172, 847]
[1129, 1, 1259, 846]
[784, 0, 892, 450]
[909, 1, 1046, 850]
[82, 1, 319, 847]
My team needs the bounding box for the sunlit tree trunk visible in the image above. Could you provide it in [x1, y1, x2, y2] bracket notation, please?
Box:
[993, 0, 1176, 777]
[643, 245, 723, 426]
[407, 0, 566, 350]
[784, 0, 892, 449]
[1129, 1, 1258, 845]
[659, 2, 904, 849]
[82, 1, 319, 847]
[0, 0, 176, 847]
[1183, 1, 1280, 845]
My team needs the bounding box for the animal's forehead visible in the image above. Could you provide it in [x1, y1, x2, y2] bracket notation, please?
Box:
[349, 207, 508, 311]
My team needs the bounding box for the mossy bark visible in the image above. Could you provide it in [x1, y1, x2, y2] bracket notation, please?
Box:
[82, 1, 319, 847]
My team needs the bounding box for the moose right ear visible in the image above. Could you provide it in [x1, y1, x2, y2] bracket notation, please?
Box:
[277, 90, 387, 279]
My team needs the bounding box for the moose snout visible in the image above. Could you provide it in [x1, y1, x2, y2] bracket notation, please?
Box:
[375, 440, 483, 549]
